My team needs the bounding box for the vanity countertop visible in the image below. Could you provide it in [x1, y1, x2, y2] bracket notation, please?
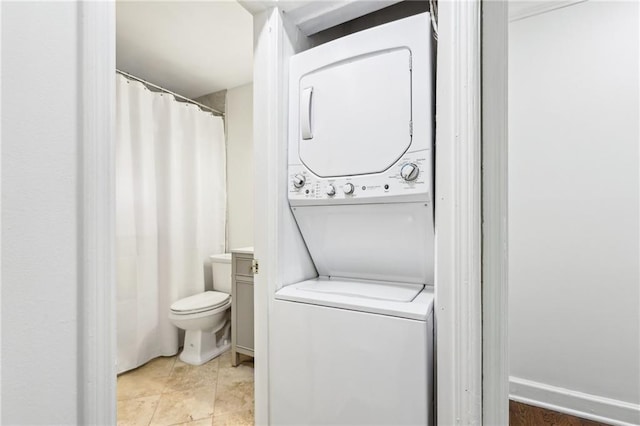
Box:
[231, 246, 254, 255]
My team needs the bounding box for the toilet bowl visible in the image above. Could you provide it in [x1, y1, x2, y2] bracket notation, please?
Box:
[169, 253, 232, 365]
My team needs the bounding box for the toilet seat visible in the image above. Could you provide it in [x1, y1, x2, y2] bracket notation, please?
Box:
[170, 291, 230, 315]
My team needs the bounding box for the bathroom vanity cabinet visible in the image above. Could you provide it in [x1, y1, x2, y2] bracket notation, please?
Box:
[231, 248, 255, 366]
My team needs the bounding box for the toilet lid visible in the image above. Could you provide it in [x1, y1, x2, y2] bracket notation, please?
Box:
[170, 291, 230, 314]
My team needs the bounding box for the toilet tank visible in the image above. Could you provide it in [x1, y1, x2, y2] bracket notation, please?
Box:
[210, 253, 232, 294]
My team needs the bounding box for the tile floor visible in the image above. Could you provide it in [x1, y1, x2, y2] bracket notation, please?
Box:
[117, 351, 254, 426]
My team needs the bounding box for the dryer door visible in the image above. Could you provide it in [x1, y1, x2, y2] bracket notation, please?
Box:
[298, 48, 412, 177]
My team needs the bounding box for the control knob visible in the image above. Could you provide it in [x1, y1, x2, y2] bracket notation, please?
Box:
[343, 183, 355, 195]
[400, 163, 420, 181]
[293, 175, 307, 188]
[293, 174, 306, 188]
[326, 185, 336, 196]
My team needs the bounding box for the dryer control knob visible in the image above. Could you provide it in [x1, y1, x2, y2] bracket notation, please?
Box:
[400, 163, 420, 181]
[326, 185, 336, 196]
[343, 183, 355, 195]
[293, 174, 306, 188]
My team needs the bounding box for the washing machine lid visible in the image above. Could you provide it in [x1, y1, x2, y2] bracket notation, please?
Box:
[170, 291, 229, 314]
[297, 48, 412, 177]
[294, 278, 423, 302]
[276, 277, 434, 321]
[291, 202, 434, 285]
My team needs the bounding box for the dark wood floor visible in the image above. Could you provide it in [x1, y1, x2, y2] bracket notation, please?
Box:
[510, 401, 610, 426]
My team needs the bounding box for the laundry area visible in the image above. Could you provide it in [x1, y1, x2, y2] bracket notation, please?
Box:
[271, 13, 435, 425]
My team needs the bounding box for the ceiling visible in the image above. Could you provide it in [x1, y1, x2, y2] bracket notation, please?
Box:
[116, 1, 253, 99]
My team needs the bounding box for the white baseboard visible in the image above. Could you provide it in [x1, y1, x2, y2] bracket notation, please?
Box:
[510, 377, 640, 426]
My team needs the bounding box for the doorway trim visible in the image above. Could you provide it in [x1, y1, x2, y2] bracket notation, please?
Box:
[433, 0, 484, 423]
[79, 1, 116, 424]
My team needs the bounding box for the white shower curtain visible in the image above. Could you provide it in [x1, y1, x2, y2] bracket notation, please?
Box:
[116, 75, 226, 374]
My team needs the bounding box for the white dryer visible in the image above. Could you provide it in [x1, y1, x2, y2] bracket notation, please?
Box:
[271, 13, 434, 425]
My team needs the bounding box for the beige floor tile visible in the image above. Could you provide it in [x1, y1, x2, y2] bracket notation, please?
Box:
[118, 374, 170, 401]
[212, 408, 254, 426]
[126, 356, 177, 378]
[213, 380, 254, 417]
[215, 351, 254, 417]
[150, 386, 216, 426]
[117, 350, 254, 425]
[164, 357, 219, 393]
[172, 356, 219, 374]
[217, 361, 254, 387]
[217, 351, 254, 369]
[117, 394, 161, 426]
[216, 351, 232, 369]
[217, 351, 250, 369]
[172, 416, 213, 426]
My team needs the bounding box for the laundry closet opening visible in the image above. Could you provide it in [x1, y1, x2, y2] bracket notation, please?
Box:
[261, 2, 438, 425]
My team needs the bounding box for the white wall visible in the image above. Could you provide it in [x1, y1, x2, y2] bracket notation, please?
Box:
[1, 2, 82, 424]
[226, 83, 254, 250]
[509, 2, 640, 424]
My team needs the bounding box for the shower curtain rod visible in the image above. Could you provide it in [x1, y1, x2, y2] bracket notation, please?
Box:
[116, 69, 225, 116]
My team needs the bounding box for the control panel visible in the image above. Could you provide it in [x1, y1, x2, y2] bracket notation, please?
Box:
[288, 150, 431, 206]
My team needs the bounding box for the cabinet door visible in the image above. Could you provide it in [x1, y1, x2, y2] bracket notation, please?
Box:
[236, 280, 254, 350]
[235, 256, 254, 278]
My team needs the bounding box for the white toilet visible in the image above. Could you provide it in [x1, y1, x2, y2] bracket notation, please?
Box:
[169, 253, 232, 365]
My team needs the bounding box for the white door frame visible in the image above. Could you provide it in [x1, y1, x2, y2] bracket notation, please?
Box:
[78, 1, 508, 424]
[250, 8, 297, 425]
[433, 0, 484, 422]
[78, 1, 116, 425]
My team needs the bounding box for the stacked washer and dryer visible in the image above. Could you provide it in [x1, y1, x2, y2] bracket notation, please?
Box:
[271, 13, 435, 425]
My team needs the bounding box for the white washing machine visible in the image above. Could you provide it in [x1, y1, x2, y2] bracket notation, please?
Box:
[271, 13, 434, 425]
